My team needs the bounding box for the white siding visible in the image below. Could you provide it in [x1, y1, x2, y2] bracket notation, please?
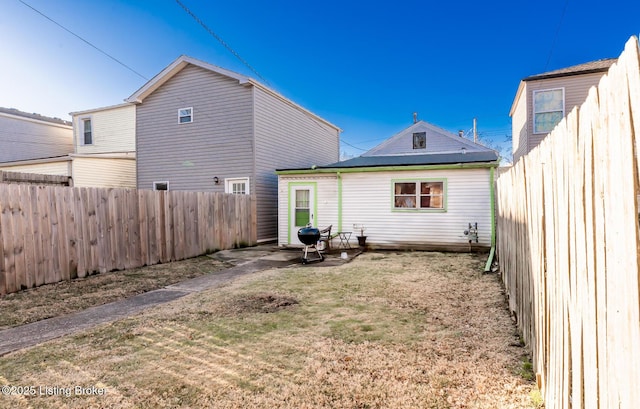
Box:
[254, 87, 340, 241]
[277, 175, 339, 246]
[0, 160, 70, 176]
[72, 157, 136, 188]
[278, 168, 493, 250]
[73, 104, 135, 154]
[341, 168, 492, 249]
[0, 114, 72, 162]
[511, 84, 529, 162]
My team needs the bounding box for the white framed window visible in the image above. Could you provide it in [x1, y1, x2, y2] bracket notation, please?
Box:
[178, 107, 193, 124]
[225, 177, 250, 195]
[153, 181, 169, 191]
[533, 88, 564, 134]
[81, 117, 93, 145]
[393, 180, 445, 210]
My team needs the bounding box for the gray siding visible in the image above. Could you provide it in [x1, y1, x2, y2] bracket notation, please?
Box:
[364, 121, 489, 156]
[525, 72, 605, 155]
[0, 114, 72, 162]
[136, 64, 254, 193]
[253, 87, 340, 241]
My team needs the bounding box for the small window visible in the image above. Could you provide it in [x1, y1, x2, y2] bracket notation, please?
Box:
[153, 181, 169, 191]
[225, 178, 250, 195]
[413, 132, 426, 149]
[533, 88, 564, 134]
[393, 180, 444, 209]
[178, 107, 193, 124]
[82, 118, 93, 145]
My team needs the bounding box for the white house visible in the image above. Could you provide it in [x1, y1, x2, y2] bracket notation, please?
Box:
[0, 107, 73, 176]
[276, 120, 499, 251]
[69, 103, 136, 188]
[0, 104, 136, 188]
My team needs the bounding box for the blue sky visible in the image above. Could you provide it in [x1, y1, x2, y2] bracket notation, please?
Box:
[1, 0, 638, 160]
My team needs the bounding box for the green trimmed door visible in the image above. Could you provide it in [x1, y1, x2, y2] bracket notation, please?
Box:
[290, 184, 315, 244]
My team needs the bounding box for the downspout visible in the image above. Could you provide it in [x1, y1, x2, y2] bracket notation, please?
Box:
[337, 172, 343, 232]
[484, 166, 496, 272]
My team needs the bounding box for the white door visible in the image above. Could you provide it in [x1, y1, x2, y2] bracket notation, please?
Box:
[290, 185, 315, 245]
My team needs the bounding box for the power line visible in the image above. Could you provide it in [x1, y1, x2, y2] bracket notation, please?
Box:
[175, 0, 270, 85]
[340, 139, 367, 151]
[17, 0, 148, 81]
[544, 0, 570, 71]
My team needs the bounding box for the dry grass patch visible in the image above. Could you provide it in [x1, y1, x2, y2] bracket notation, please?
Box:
[0, 256, 228, 330]
[0, 251, 540, 408]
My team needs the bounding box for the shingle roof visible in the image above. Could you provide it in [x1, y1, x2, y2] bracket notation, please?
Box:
[523, 58, 617, 81]
[0, 107, 72, 126]
[277, 151, 499, 172]
[363, 120, 493, 157]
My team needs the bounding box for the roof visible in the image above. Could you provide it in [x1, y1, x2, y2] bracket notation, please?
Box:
[0, 107, 72, 127]
[277, 151, 499, 172]
[363, 120, 494, 156]
[125, 55, 341, 132]
[510, 58, 616, 117]
[70, 102, 134, 116]
[522, 58, 617, 81]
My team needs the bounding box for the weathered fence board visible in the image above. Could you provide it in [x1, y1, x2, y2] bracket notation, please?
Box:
[0, 187, 256, 295]
[496, 36, 640, 408]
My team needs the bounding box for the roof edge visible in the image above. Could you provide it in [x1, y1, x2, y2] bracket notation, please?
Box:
[70, 102, 135, 116]
[276, 161, 500, 175]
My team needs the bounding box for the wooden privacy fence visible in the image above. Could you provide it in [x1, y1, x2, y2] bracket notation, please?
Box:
[496, 37, 640, 408]
[0, 170, 71, 186]
[0, 185, 256, 295]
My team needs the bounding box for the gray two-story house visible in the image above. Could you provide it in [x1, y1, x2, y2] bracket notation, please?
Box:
[510, 58, 616, 162]
[126, 56, 341, 242]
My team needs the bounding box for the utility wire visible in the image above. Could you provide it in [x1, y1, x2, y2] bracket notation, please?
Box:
[17, 0, 148, 81]
[175, 0, 270, 85]
[340, 139, 367, 151]
[544, 0, 570, 71]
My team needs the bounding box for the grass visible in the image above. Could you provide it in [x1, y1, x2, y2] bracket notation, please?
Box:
[0, 256, 229, 330]
[0, 251, 540, 408]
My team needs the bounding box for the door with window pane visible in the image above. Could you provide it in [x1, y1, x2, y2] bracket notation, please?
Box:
[290, 185, 315, 244]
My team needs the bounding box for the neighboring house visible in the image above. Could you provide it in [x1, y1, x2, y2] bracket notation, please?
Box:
[510, 58, 616, 162]
[276, 120, 499, 251]
[69, 103, 136, 188]
[126, 55, 341, 242]
[0, 107, 73, 175]
[0, 105, 136, 188]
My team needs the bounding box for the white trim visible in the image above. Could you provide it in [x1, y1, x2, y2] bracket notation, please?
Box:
[225, 177, 250, 195]
[80, 117, 93, 145]
[0, 155, 71, 167]
[178, 107, 193, 124]
[69, 102, 134, 116]
[125, 55, 341, 132]
[153, 181, 169, 191]
[70, 152, 136, 160]
[532, 87, 565, 134]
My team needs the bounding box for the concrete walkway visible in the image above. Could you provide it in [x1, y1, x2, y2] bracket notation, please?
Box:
[0, 244, 361, 356]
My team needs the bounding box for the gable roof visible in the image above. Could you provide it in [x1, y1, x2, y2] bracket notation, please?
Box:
[363, 120, 495, 156]
[522, 58, 617, 82]
[276, 120, 499, 173]
[125, 55, 340, 131]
